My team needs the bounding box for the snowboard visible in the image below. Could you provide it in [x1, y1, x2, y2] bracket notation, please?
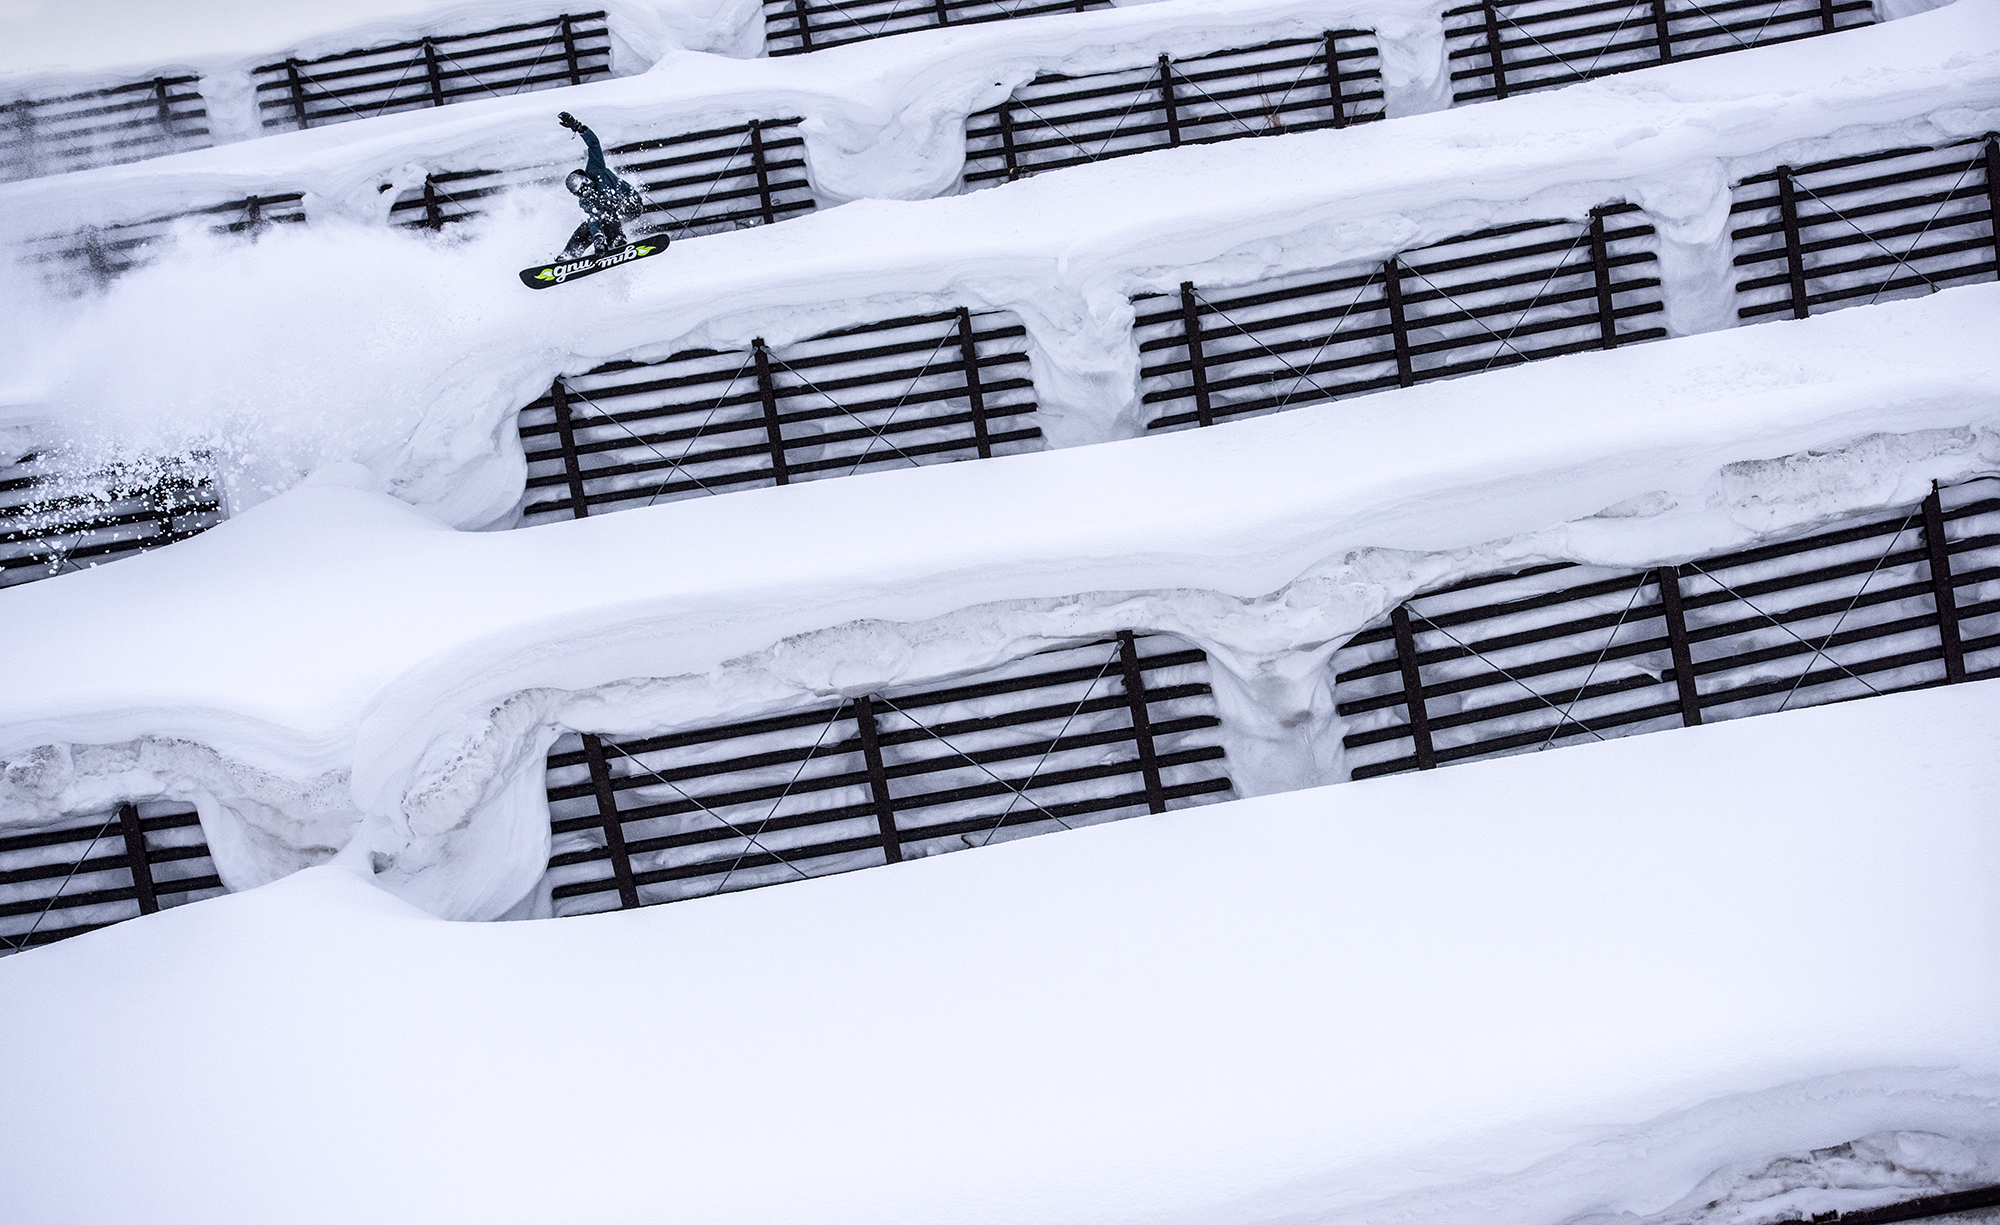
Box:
[519, 237, 667, 289]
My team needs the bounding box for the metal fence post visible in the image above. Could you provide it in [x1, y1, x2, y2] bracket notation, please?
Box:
[1482, 0, 1510, 100]
[1650, 0, 1673, 63]
[1655, 565, 1703, 726]
[1922, 488, 1966, 683]
[580, 734, 641, 909]
[1983, 137, 1999, 270]
[1157, 54, 1182, 147]
[150, 480, 182, 544]
[752, 338, 792, 485]
[1178, 282, 1216, 427]
[998, 104, 1021, 180]
[853, 696, 905, 863]
[1117, 631, 1169, 814]
[956, 307, 993, 458]
[117, 802, 159, 916]
[748, 119, 777, 225]
[1817, 0, 1838, 32]
[1587, 209, 1619, 350]
[549, 376, 592, 518]
[1384, 257, 1416, 388]
[81, 225, 114, 284]
[5, 102, 34, 181]
[421, 174, 444, 229]
[152, 77, 175, 136]
[560, 14, 584, 85]
[1390, 605, 1437, 770]
[423, 37, 446, 108]
[1776, 166, 1811, 319]
[934, 0, 951, 24]
[793, 0, 814, 52]
[1322, 31, 1350, 128]
[285, 59, 310, 130]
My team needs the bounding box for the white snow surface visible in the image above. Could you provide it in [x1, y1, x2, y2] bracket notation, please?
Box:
[3, 283, 2000, 919]
[3, 680, 1998, 1225]
[1, 0, 1996, 527]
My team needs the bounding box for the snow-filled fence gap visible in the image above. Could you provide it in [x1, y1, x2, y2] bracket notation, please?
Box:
[962, 33, 1385, 188]
[253, 12, 611, 132]
[516, 306, 1039, 523]
[0, 801, 224, 954]
[1732, 135, 2000, 322]
[388, 118, 814, 239]
[1, 450, 224, 588]
[26, 192, 307, 286]
[541, 631, 1232, 914]
[764, 0, 1112, 57]
[1444, 0, 1872, 104]
[1135, 204, 1662, 431]
[1334, 478, 2000, 779]
[0, 75, 210, 184]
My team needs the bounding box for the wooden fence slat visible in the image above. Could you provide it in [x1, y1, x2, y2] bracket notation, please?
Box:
[1179, 283, 1216, 428]
[1777, 166, 1812, 319]
[1588, 209, 1620, 349]
[581, 733, 641, 908]
[1118, 631, 1169, 813]
[853, 696, 905, 863]
[957, 307, 994, 457]
[1656, 565, 1703, 726]
[1390, 605, 1437, 769]
[117, 802, 159, 916]
[1923, 488, 1966, 683]
[1482, 1, 1511, 100]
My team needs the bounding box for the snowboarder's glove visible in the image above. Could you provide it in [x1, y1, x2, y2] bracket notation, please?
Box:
[558, 111, 584, 132]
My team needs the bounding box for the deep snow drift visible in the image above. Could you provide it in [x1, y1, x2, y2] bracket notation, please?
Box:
[2, 679, 1997, 1225]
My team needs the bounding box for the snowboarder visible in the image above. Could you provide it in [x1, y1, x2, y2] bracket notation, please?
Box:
[557, 111, 645, 257]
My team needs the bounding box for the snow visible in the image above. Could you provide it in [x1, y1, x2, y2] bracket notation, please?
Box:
[0, 0, 1993, 917]
[3, 282, 1999, 919]
[3, 679, 1998, 1224]
[2, 0, 1995, 533]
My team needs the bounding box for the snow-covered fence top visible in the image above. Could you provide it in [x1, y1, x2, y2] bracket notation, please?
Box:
[1136, 203, 1662, 431]
[251, 12, 613, 133]
[1442, 0, 1875, 103]
[962, 30, 1386, 188]
[763, 0, 1112, 56]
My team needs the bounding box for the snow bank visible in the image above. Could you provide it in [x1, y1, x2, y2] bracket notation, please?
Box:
[2, 679, 1997, 1224]
[2, 0, 1995, 527]
[2, 283, 1998, 917]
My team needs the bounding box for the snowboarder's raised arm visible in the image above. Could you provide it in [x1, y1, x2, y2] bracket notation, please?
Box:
[558, 111, 610, 177]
